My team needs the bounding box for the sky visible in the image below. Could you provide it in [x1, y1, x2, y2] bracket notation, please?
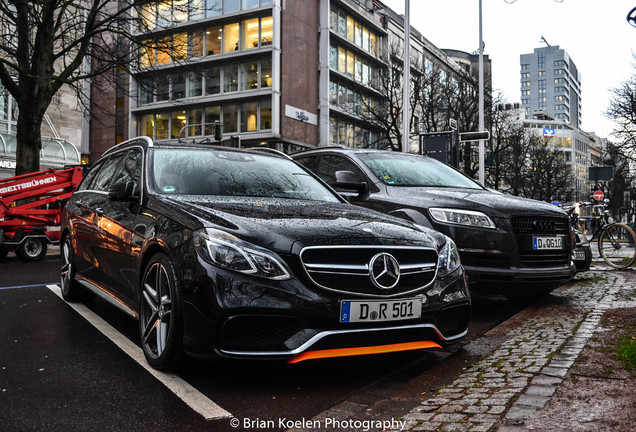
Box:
[382, 0, 636, 138]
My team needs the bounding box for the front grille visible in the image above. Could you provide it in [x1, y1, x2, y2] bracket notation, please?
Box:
[300, 246, 438, 297]
[510, 215, 570, 267]
[459, 251, 511, 269]
[510, 215, 569, 235]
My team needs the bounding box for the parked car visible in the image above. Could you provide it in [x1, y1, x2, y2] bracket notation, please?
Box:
[293, 148, 576, 299]
[59, 138, 470, 370]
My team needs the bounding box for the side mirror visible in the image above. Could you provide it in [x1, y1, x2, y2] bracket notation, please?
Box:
[334, 170, 368, 193]
[108, 181, 135, 201]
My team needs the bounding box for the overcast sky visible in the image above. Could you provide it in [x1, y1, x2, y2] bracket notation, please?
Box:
[382, 0, 636, 138]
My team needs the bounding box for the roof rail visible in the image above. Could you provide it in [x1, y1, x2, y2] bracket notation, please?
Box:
[102, 136, 153, 157]
[247, 147, 293, 160]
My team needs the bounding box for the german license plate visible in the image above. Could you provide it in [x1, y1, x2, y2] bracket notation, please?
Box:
[340, 298, 422, 323]
[533, 236, 563, 250]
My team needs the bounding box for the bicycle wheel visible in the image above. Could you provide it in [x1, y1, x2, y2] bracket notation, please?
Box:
[598, 222, 636, 269]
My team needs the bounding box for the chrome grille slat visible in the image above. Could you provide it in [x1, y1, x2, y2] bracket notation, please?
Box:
[300, 245, 439, 298]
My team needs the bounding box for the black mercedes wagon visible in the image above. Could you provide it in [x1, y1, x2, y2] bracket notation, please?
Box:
[60, 137, 470, 370]
[293, 148, 576, 299]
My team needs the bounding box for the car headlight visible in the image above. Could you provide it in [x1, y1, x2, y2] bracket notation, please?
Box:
[429, 208, 496, 229]
[194, 228, 292, 280]
[438, 237, 461, 277]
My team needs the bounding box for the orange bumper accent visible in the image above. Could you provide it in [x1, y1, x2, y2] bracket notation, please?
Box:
[287, 341, 442, 364]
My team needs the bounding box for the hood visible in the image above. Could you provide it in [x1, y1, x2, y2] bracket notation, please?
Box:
[385, 186, 566, 219]
[158, 196, 441, 254]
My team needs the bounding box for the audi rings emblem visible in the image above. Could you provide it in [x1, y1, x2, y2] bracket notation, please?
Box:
[369, 253, 400, 290]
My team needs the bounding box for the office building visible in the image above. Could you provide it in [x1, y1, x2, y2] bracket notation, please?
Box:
[87, 0, 469, 160]
[520, 45, 581, 129]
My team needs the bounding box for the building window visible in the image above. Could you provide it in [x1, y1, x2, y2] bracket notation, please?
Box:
[223, 64, 238, 92]
[205, 106, 221, 135]
[242, 0, 259, 9]
[261, 98, 271, 130]
[188, 31, 203, 57]
[223, 103, 238, 132]
[261, 59, 272, 87]
[240, 102, 258, 132]
[171, 72, 186, 99]
[171, 111, 187, 138]
[261, 16, 273, 46]
[156, 113, 169, 139]
[188, 109, 203, 136]
[188, 72, 203, 97]
[538, 51, 545, 69]
[205, 25, 222, 55]
[206, 0, 221, 18]
[242, 18, 259, 50]
[205, 66, 220, 95]
[241, 62, 259, 90]
[224, 23, 239, 52]
[224, 0, 239, 13]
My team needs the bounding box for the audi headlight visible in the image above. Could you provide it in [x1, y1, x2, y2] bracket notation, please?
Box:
[194, 228, 292, 280]
[429, 208, 496, 229]
[438, 237, 461, 277]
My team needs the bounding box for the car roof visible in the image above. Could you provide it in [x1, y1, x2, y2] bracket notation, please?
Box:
[101, 137, 291, 160]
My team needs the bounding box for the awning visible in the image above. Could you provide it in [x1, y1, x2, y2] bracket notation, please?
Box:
[0, 132, 81, 170]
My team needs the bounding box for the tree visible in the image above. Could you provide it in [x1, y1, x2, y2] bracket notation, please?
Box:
[606, 64, 636, 157]
[0, 0, 189, 175]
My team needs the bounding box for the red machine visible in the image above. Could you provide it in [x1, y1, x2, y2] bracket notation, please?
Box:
[0, 167, 83, 261]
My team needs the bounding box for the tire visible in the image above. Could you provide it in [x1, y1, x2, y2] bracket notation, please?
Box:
[0, 245, 8, 261]
[16, 236, 47, 262]
[598, 222, 636, 269]
[139, 253, 184, 371]
[60, 236, 84, 302]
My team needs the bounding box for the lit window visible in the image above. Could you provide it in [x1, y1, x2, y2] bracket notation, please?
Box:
[242, 18, 259, 50]
[261, 17, 273, 46]
[223, 23, 239, 53]
[205, 26, 222, 55]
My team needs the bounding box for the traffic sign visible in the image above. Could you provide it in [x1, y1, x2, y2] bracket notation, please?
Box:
[593, 190, 605, 201]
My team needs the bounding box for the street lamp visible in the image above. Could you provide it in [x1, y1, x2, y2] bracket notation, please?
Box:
[403, 0, 410, 152]
[478, 0, 485, 184]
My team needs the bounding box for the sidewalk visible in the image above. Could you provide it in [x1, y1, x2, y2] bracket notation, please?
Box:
[390, 269, 636, 432]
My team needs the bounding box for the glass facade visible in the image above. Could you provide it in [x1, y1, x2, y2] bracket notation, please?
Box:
[134, 1, 274, 142]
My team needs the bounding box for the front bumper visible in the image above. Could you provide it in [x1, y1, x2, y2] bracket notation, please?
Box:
[180, 261, 470, 361]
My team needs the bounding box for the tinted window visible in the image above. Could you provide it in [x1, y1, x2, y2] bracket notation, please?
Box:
[151, 148, 340, 202]
[92, 154, 125, 192]
[75, 161, 104, 192]
[316, 155, 365, 189]
[112, 149, 142, 196]
[359, 153, 482, 189]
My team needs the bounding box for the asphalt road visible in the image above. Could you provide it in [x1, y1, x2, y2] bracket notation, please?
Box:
[0, 250, 526, 432]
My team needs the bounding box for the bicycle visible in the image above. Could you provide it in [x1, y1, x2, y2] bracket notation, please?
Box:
[579, 201, 636, 269]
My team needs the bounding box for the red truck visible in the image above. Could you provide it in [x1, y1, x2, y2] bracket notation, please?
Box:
[0, 166, 83, 261]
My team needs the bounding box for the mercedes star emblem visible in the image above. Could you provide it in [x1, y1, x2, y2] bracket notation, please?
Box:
[369, 253, 401, 290]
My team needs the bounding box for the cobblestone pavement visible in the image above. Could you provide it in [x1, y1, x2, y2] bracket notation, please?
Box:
[390, 269, 636, 432]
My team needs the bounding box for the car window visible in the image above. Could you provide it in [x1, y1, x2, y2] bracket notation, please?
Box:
[150, 148, 341, 202]
[75, 161, 104, 192]
[92, 153, 125, 192]
[293, 155, 319, 173]
[358, 152, 482, 189]
[112, 149, 142, 197]
[316, 155, 365, 189]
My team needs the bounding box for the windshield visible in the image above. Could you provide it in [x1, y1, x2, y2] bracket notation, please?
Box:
[358, 152, 483, 189]
[151, 148, 340, 202]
